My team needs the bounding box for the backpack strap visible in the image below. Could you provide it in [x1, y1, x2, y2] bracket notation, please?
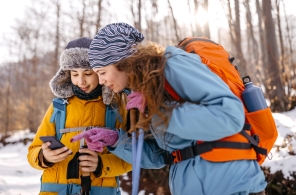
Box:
[163, 124, 268, 165]
[164, 79, 182, 102]
[50, 98, 67, 140]
[105, 104, 123, 129]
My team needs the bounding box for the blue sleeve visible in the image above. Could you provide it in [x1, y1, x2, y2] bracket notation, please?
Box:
[107, 129, 166, 169]
[164, 46, 245, 141]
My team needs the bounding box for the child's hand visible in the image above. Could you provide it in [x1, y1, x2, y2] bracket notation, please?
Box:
[41, 142, 72, 164]
[78, 148, 99, 173]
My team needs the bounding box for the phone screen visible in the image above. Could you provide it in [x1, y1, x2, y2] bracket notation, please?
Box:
[39, 136, 65, 150]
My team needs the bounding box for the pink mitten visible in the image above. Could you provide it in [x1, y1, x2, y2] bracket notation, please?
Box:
[70, 130, 94, 142]
[85, 141, 105, 152]
[88, 130, 118, 145]
[71, 128, 119, 152]
[126, 91, 146, 113]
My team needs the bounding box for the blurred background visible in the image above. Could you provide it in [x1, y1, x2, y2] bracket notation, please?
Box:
[0, 0, 296, 194]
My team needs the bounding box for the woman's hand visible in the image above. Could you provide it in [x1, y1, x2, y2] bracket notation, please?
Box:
[126, 91, 146, 113]
[78, 148, 99, 173]
[41, 142, 72, 164]
[71, 128, 119, 152]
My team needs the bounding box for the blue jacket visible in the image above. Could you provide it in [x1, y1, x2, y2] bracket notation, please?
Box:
[109, 46, 266, 195]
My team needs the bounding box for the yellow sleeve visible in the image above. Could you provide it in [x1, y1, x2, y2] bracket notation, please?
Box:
[99, 153, 132, 177]
[27, 103, 56, 170]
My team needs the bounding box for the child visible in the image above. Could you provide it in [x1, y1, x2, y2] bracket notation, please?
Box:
[27, 37, 131, 195]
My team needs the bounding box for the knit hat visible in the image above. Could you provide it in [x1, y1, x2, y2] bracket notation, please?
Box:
[49, 37, 113, 103]
[88, 22, 144, 69]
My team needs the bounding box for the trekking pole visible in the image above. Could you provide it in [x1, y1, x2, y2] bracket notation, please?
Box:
[80, 145, 91, 195]
[132, 128, 144, 195]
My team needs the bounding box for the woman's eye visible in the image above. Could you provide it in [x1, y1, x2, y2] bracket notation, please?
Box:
[99, 72, 105, 75]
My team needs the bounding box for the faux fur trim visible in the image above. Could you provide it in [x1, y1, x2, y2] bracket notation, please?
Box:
[50, 47, 92, 98]
[60, 47, 90, 70]
[102, 85, 114, 105]
[49, 69, 73, 98]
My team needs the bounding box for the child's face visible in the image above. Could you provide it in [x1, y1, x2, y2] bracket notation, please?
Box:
[93, 64, 128, 93]
[70, 68, 99, 93]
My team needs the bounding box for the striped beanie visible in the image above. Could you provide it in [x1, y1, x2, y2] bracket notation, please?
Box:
[88, 22, 144, 68]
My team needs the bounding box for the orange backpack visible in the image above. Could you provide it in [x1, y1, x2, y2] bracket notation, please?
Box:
[165, 37, 278, 165]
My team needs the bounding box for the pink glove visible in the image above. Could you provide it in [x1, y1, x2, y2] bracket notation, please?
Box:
[71, 128, 119, 152]
[126, 91, 146, 113]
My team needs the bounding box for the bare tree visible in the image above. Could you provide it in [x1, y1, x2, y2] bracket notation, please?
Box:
[282, 0, 295, 84]
[167, 0, 179, 41]
[262, 0, 288, 112]
[202, 0, 210, 38]
[275, 0, 285, 75]
[138, 0, 142, 32]
[187, 0, 195, 36]
[78, 0, 87, 37]
[243, 0, 260, 84]
[226, 0, 235, 51]
[54, 0, 61, 73]
[226, 0, 247, 77]
[4, 65, 11, 136]
[193, 0, 204, 37]
[94, 0, 103, 33]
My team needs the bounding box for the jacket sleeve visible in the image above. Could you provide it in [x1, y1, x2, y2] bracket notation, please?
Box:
[108, 129, 166, 169]
[98, 153, 132, 177]
[163, 46, 245, 141]
[27, 104, 56, 170]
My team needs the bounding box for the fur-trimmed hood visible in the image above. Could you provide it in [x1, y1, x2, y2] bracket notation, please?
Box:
[49, 47, 91, 99]
[49, 37, 113, 104]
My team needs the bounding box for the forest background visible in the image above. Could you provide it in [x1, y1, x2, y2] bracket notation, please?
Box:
[0, 0, 295, 194]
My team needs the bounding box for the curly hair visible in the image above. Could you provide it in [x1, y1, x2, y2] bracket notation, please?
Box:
[115, 42, 175, 131]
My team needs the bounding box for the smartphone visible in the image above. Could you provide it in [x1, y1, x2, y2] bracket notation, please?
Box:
[39, 136, 65, 150]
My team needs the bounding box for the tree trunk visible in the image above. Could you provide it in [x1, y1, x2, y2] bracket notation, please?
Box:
[194, 0, 202, 36]
[226, 0, 235, 51]
[138, 0, 142, 32]
[282, 0, 296, 93]
[233, 0, 247, 77]
[275, 0, 285, 77]
[187, 0, 195, 36]
[4, 68, 11, 136]
[54, 0, 60, 73]
[262, 0, 289, 112]
[167, 0, 179, 41]
[202, 0, 210, 38]
[78, 0, 87, 37]
[243, 0, 260, 84]
[95, 0, 103, 33]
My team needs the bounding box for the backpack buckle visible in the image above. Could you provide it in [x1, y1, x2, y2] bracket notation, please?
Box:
[171, 150, 182, 164]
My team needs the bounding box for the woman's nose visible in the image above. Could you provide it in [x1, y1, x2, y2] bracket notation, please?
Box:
[99, 77, 105, 85]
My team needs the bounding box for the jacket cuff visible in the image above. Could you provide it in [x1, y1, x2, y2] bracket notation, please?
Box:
[38, 149, 55, 168]
[93, 155, 102, 177]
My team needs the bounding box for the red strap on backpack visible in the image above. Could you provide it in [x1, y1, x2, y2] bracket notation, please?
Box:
[164, 79, 181, 102]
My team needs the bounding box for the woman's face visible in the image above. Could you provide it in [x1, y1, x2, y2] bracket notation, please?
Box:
[93, 64, 128, 93]
[70, 68, 99, 93]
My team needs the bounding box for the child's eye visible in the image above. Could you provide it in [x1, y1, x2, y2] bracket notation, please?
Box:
[72, 74, 78, 77]
[85, 73, 92, 76]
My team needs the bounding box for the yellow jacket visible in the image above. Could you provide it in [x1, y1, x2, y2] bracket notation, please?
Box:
[27, 95, 131, 195]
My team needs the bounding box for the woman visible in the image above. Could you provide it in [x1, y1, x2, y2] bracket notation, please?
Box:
[74, 23, 266, 195]
[27, 37, 131, 195]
